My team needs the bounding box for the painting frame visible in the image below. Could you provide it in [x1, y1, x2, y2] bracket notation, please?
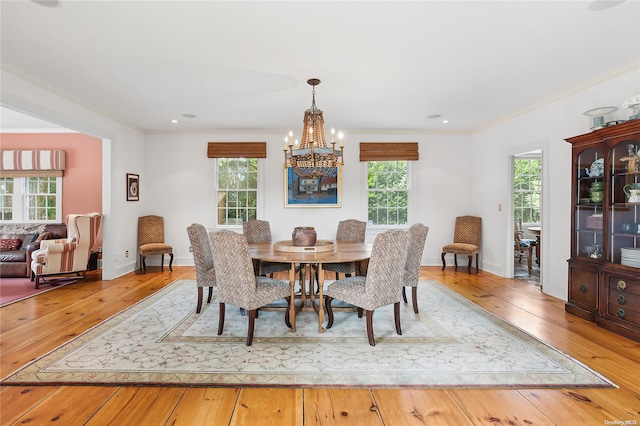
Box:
[126, 173, 139, 201]
[284, 165, 341, 208]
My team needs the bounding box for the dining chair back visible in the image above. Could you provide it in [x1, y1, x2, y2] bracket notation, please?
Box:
[401, 223, 429, 314]
[323, 219, 367, 279]
[186, 223, 216, 313]
[324, 229, 409, 346]
[209, 230, 291, 345]
[242, 219, 290, 277]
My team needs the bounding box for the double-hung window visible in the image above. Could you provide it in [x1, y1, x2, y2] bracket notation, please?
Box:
[0, 176, 62, 222]
[215, 158, 258, 225]
[366, 161, 409, 225]
[513, 157, 542, 223]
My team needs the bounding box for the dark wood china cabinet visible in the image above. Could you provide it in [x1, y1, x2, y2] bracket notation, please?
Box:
[566, 120, 640, 342]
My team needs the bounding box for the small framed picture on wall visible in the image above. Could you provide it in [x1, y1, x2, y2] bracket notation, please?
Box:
[126, 173, 139, 201]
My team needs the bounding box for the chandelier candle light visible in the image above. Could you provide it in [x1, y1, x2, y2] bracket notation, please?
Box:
[284, 78, 344, 179]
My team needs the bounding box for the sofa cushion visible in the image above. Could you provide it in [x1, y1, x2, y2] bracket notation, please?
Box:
[0, 250, 27, 262]
[0, 238, 22, 251]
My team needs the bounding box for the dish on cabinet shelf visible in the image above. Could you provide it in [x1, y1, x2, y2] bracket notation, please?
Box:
[586, 158, 604, 177]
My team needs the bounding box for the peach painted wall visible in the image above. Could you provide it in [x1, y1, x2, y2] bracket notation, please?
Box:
[0, 133, 102, 219]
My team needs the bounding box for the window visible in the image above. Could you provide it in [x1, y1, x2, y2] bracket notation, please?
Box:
[216, 158, 258, 225]
[367, 161, 408, 225]
[0, 176, 62, 222]
[513, 158, 541, 223]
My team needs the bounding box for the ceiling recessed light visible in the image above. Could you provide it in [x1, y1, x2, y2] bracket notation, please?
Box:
[182, 114, 197, 119]
[442, 120, 449, 124]
[171, 119, 178, 124]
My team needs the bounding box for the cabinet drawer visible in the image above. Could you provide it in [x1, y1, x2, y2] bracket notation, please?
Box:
[569, 267, 598, 310]
[606, 275, 640, 327]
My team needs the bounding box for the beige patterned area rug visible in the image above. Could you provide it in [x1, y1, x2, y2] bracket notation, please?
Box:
[1, 279, 614, 388]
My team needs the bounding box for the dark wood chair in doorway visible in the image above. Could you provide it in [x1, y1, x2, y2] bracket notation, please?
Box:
[441, 215, 482, 274]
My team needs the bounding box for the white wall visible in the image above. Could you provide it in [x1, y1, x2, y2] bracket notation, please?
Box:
[144, 131, 474, 267]
[470, 66, 640, 300]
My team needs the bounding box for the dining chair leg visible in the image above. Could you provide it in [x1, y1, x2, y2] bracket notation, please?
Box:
[394, 302, 402, 335]
[454, 254, 458, 267]
[467, 255, 472, 274]
[325, 296, 334, 328]
[246, 309, 257, 346]
[365, 310, 376, 346]
[357, 307, 364, 318]
[207, 287, 213, 303]
[412, 286, 419, 314]
[402, 287, 408, 303]
[284, 296, 291, 329]
[168, 253, 174, 271]
[217, 303, 225, 335]
[196, 287, 203, 313]
[441, 252, 446, 270]
[161, 254, 165, 271]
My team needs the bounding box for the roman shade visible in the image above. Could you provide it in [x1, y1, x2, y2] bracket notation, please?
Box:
[359, 142, 419, 161]
[207, 142, 267, 159]
[0, 150, 66, 177]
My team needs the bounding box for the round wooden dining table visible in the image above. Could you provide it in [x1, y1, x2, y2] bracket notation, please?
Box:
[249, 241, 372, 332]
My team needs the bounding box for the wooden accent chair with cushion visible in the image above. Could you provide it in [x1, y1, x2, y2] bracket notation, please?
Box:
[31, 212, 103, 288]
[209, 230, 291, 346]
[514, 229, 533, 271]
[138, 215, 173, 274]
[186, 223, 216, 313]
[325, 229, 409, 346]
[441, 215, 482, 274]
[401, 223, 429, 314]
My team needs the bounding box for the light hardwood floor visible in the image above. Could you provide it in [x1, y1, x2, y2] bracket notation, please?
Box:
[1, 266, 639, 425]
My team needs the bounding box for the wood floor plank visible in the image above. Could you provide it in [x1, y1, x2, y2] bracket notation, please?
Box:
[84, 386, 185, 425]
[372, 388, 473, 425]
[448, 389, 552, 425]
[1, 266, 638, 425]
[230, 387, 303, 426]
[519, 388, 623, 424]
[8, 385, 118, 425]
[303, 389, 382, 425]
[0, 385, 58, 425]
[166, 387, 240, 425]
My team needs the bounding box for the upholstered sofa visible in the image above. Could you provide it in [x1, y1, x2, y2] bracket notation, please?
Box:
[0, 223, 67, 278]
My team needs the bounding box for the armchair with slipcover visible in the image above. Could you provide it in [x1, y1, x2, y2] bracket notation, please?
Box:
[31, 212, 103, 288]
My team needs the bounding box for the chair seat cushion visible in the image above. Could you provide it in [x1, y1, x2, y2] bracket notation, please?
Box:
[139, 243, 173, 256]
[517, 240, 531, 248]
[442, 243, 479, 255]
[239, 277, 290, 310]
[521, 238, 537, 246]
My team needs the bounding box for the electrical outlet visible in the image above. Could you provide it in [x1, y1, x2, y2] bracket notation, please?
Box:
[125, 250, 129, 257]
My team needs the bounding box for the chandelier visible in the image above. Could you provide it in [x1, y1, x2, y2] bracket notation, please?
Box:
[284, 78, 344, 179]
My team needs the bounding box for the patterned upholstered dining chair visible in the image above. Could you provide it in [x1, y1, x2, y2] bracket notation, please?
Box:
[242, 219, 290, 277]
[441, 215, 482, 274]
[209, 230, 291, 346]
[322, 219, 367, 280]
[138, 215, 173, 274]
[186, 223, 216, 313]
[401, 223, 429, 314]
[325, 229, 409, 346]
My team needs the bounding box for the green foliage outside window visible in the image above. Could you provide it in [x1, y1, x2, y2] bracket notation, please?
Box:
[217, 158, 258, 225]
[514, 158, 541, 223]
[367, 161, 408, 225]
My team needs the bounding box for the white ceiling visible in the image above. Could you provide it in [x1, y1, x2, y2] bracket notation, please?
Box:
[1, 0, 639, 133]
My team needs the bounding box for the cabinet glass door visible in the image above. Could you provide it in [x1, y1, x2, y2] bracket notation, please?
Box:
[609, 139, 640, 265]
[575, 147, 604, 259]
